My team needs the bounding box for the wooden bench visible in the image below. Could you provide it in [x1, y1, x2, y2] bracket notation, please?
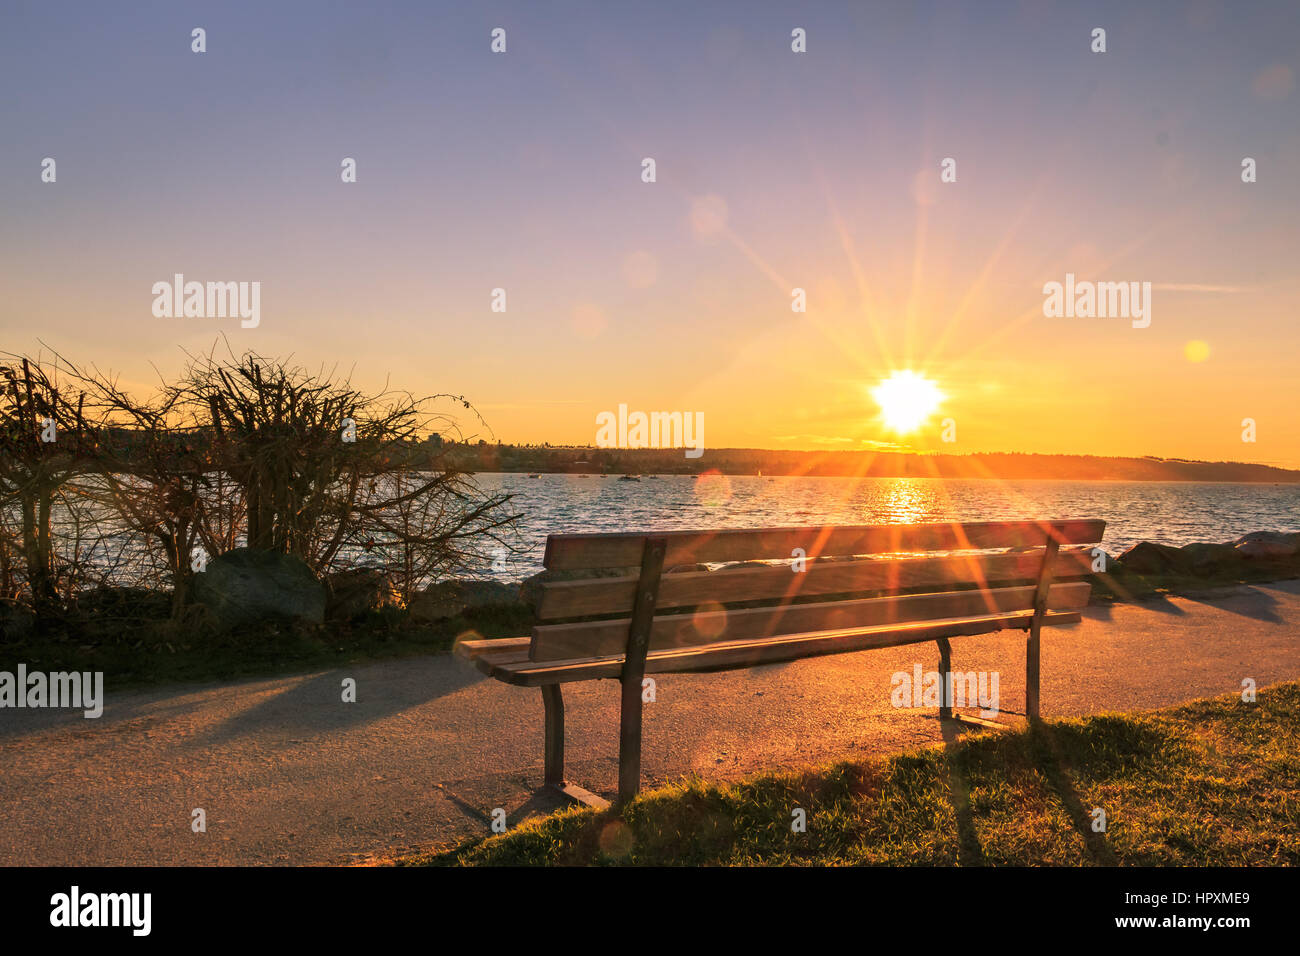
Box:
[456, 519, 1106, 809]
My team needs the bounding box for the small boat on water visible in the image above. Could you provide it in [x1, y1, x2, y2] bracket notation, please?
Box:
[527, 474, 540, 478]
[619, 474, 641, 482]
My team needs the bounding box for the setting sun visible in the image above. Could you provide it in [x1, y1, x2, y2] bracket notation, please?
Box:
[871, 371, 945, 433]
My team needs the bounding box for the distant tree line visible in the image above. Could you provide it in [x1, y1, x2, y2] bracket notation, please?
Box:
[439, 444, 1300, 483]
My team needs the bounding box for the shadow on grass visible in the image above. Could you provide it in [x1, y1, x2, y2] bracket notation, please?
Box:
[944, 714, 1179, 866]
[414, 697, 1213, 866]
[938, 719, 988, 865]
[933, 716, 1145, 867]
[1025, 721, 1118, 865]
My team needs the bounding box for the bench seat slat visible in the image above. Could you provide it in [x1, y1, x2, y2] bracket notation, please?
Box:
[543, 520, 1106, 571]
[476, 609, 1082, 686]
[455, 636, 530, 663]
[530, 580, 1092, 662]
[536, 546, 1101, 619]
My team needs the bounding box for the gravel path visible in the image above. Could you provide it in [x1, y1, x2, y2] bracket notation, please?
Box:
[3, 580, 1298, 866]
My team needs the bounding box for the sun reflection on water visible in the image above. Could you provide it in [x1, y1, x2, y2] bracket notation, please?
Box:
[878, 478, 940, 524]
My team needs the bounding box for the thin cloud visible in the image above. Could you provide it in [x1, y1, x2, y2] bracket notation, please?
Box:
[1152, 283, 1248, 294]
[774, 434, 913, 450]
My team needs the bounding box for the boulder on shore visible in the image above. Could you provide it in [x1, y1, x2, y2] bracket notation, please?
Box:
[1116, 541, 1188, 575]
[1085, 550, 1122, 574]
[325, 568, 398, 621]
[1233, 531, 1300, 559]
[192, 548, 326, 629]
[409, 579, 521, 621]
[1177, 542, 1243, 573]
[1114, 533, 1299, 577]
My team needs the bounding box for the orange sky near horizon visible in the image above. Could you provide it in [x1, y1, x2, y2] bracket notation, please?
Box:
[3, 3, 1297, 468]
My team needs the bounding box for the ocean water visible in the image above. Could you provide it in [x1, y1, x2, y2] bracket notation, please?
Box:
[473, 474, 1300, 580]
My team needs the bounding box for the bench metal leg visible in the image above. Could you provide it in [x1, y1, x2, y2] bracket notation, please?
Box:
[1025, 535, 1059, 724]
[937, 637, 1010, 732]
[1025, 631, 1041, 722]
[936, 638, 953, 720]
[618, 675, 644, 805]
[540, 684, 610, 810]
[616, 537, 667, 807]
[542, 684, 564, 786]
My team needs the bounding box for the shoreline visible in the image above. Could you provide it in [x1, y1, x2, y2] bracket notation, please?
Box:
[476, 470, 1300, 485]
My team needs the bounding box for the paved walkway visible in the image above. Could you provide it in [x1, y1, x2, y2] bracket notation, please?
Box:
[2, 581, 1298, 865]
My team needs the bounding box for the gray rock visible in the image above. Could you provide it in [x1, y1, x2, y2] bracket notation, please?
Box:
[325, 568, 398, 621]
[409, 579, 521, 621]
[1177, 542, 1243, 573]
[1116, 541, 1188, 575]
[1085, 550, 1122, 574]
[460, 579, 520, 607]
[1233, 531, 1300, 559]
[407, 583, 463, 622]
[192, 548, 326, 629]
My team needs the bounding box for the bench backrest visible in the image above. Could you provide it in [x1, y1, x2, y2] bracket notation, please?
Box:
[529, 520, 1106, 663]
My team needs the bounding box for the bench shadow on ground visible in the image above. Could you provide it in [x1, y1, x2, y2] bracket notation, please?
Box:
[938, 717, 1117, 866]
[170, 658, 484, 751]
[434, 766, 601, 829]
[1028, 723, 1118, 865]
[938, 718, 990, 865]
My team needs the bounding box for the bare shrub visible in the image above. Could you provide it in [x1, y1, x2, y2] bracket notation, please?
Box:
[0, 354, 100, 616]
[0, 343, 519, 626]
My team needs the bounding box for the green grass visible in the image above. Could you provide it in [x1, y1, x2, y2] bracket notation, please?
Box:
[396, 682, 1300, 866]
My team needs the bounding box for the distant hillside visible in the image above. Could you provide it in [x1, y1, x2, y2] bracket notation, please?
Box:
[438, 445, 1300, 483]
